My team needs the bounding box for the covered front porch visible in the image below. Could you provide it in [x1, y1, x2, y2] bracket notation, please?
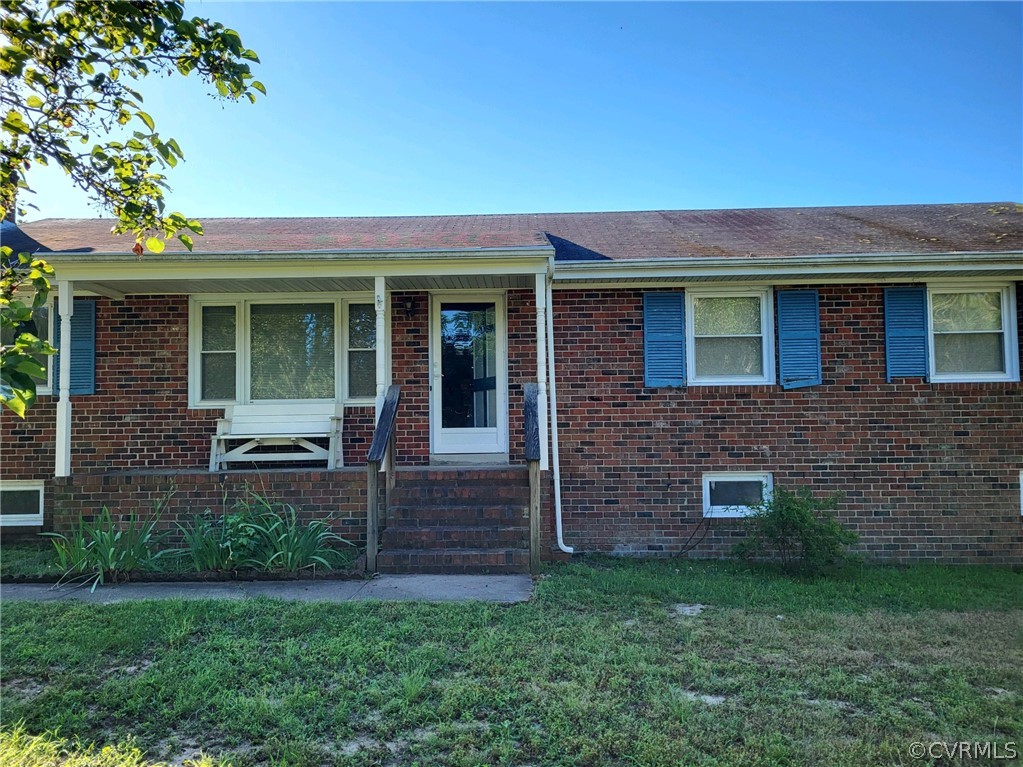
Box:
[44, 246, 554, 476]
[32, 246, 557, 573]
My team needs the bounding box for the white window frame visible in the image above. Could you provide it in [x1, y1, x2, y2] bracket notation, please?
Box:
[341, 297, 379, 402]
[686, 287, 775, 385]
[38, 301, 53, 395]
[0, 480, 44, 526]
[927, 284, 1019, 383]
[188, 293, 379, 408]
[702, 471, 773, 518]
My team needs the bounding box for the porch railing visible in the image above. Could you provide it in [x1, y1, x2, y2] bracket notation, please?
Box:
[366, 384, 401, 573]
[523, 382, 542, 575]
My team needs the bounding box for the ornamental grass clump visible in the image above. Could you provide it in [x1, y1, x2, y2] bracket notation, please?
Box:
[176, 491, 355, 574]
[46, 506, 171, 591]
[733, 486, 858, 575]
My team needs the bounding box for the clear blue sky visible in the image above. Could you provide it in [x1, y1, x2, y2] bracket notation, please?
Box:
[24, 1, 1023, 221]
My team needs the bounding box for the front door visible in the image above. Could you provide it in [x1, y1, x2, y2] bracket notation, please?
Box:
[430, 294, 507, 455]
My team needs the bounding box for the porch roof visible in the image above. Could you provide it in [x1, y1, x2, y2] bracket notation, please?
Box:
[7, 202, 1023, 263]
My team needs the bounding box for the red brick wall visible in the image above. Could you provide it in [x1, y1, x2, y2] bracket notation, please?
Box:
[2, 296, 216, 478]
[48, 469, 368, 545]
[3, 290, 535, 533]
[6, 284, 1020, 564]
[550, 284, 1023, 564]
[390, 291, 431, 464]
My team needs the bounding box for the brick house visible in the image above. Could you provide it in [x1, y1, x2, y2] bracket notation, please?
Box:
[2, 202, 1021, 569]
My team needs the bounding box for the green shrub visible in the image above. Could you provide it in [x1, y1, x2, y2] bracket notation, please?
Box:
[733, 486, 858, 574]
[46, 506, 171, 590]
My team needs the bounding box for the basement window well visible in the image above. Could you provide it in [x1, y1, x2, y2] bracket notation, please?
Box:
[702, 472, 772, 518]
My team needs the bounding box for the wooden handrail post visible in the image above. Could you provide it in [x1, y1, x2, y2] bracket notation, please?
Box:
[385, 432, 395, 526]
[366, 459, 379, 573]
[366, 385, 401, 575]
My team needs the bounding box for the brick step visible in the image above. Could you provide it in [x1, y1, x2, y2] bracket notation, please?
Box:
[386, 504, 529, 526]
[391, 485, 530, 505]
[394, 468, 528, 483]
[380, 524, 528, 550]
[376, 547, 529, 574]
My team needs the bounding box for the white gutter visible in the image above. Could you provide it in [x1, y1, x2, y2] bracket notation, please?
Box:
[38, 245, 555, 263]
[553, 250, 1023, 282]
[546, 261, 573, 554]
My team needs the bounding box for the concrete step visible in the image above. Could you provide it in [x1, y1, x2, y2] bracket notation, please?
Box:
[380, 524, 528, 550]
[376, 547, 529, 574]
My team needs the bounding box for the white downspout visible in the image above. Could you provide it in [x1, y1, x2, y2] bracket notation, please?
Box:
[546, 269, 573, 554]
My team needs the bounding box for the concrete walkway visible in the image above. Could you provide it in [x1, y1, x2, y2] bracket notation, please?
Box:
[0, 574, 534, 604]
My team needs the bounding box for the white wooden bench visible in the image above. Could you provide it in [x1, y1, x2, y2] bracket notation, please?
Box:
[209, 403, 344, 472]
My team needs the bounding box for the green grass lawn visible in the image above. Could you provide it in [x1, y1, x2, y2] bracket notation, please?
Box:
[0, 540, 62, 580]
[2, 558, 1021, 767]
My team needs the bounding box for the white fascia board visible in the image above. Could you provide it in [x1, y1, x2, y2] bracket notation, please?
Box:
[552, 251, 1023, 284]
[39, 246, 554, 282]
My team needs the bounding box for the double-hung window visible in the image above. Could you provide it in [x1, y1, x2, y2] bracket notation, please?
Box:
[686, 288, 775, 385]
[191, 296, 377, 406]
[928, 285, 1019, 382]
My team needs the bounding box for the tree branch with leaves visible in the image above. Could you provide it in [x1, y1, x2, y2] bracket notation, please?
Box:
[0, 0, 264, 415]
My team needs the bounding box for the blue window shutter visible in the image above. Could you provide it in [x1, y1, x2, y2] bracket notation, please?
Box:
[643, 292, 685, 387]
[884, 286, 929, 382]
[53, 299, 96, 395]
[777, 290, 822, 389]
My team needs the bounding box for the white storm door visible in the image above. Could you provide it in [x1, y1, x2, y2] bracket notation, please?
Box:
[430, 295, 508, 454]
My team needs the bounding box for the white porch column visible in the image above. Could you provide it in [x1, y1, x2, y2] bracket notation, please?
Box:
[374, 276, 387, 421]
[534, 272, 549, 471]
[55, 280, 74, 477]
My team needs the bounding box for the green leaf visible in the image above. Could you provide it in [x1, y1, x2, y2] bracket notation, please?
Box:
[26, 95, 43, 108]
[251, 80, 266, 96]
[2, 110, 30, 134]
[145, 237, 165, 254]
[136, 111, 155, 131]
[13, 357, 46, 379]
[178, 234, 194, 251]
[1, 392, 27, 418]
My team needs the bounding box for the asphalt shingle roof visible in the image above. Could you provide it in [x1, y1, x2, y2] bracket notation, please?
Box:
[3, 202, 1021, 261]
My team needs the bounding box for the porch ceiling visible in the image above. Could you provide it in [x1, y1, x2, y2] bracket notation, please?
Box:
[78, 273, 535, 297]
